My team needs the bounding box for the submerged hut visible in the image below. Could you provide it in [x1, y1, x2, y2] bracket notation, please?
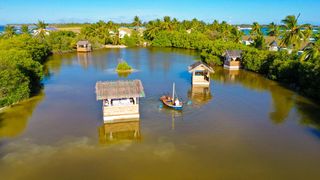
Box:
[224, 50, 242, 70]
[188, 61, 214, 86]
[77, 40, 92, 52]
[95, 80, 145, 122]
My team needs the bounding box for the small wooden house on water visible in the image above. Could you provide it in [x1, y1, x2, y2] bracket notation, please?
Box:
[95, 80, 145, 122]
[188, 61, 214, 86]
[224, 50, 242, 70]
[77, 40, 92, 52]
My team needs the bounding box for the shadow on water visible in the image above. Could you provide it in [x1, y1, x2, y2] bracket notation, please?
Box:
[296, 100, 320, 129]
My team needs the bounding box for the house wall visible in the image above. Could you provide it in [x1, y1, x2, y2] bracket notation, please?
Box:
[224, 61, 240, 70]
[103, 104, 139, 122]
[77, 46, 91, 52]
[192, 71, 210, 85]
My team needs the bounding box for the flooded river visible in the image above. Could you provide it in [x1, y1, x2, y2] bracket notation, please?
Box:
[1, 48, 320, 179]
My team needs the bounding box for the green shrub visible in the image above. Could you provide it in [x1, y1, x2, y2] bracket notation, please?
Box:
[116, 61, 132, 71]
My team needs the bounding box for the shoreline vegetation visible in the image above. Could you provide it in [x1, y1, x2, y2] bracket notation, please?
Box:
[1, 15, 320, 108]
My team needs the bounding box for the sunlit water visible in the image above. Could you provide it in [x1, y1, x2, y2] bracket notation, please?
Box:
[1, 48, 320, 180]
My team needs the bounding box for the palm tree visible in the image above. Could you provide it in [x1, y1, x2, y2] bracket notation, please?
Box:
[250, 22, 262, 37]
[34, 20, 48, 39]
[231, 27, 243, 43]
[144, 20, 161, 40]
[21, 24, 29, 34]
[281, 15, 308, 49]
[161, 16, 174, 31]
[300, 40, 320, 61]
[2, 25, 16, 38]
[132, 16, 142, 27]
[303, 24, 313, 41]
[315, 32, 320, 41]
[267, 22, 280, 39]
[111, 29, 121, 45]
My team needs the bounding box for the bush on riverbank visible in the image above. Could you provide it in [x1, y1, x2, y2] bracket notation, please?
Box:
[45, 31, 77, 52]
[0, 35, 50, 107]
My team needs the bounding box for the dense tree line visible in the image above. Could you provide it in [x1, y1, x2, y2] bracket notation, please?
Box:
[141, 15, 320, 101]
[0, 33, 51, 107]
[0, 15, 319, 107]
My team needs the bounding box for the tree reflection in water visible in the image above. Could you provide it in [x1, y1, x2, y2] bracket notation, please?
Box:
[0, 91, 45, 138]
[211, 67, 320, 129]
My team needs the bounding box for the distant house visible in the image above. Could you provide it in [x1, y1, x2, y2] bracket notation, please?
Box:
[32, 27, 57, 36]
[77, 40, 92, 52]
[188, 61, 214, 86]
[242, 36, 254, 46]
[269, 40, 279, 51]
[118, 27, 132, 38]
[224, 50, 242, 70]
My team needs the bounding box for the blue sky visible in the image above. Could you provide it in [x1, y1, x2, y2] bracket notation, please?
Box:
[0, 0, 319, 25]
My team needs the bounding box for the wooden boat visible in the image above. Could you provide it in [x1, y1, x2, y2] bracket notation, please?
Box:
[160, 83, 183, 110]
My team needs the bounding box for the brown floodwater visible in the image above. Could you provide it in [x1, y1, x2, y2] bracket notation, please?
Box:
[1, 48, 320, 180]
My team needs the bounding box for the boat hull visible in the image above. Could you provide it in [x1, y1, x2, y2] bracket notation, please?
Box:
[160, 96, 183, 110]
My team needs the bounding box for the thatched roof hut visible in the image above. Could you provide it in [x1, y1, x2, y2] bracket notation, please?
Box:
[96, 80, 145, 100]
[224, 50, 242, 70]
[96, 80, 145, 122]
[77, 40, 92, 52]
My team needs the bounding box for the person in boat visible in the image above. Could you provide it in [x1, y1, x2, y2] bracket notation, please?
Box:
[175, 98, 180, 106]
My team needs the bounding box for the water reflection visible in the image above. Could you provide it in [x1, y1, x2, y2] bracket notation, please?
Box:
[98, 120, 141, 144]
[77, 52, 93, 69]
[117, 71, 132, 78]
[296, 100, 320, 130]
[0, 92, 44, 138]
[187, 85, 212, 107]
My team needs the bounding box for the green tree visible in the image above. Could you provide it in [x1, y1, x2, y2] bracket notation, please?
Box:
[2, 25, 16, 38]
[132, 16, 142, 27]
[303, 24, 313, 41]
[21, 25, 29, 34]
[144, 19, 161, 40]
[250, 22, 262, 37]
[281, 15, 308, 49]
[267, 22, 280, 39]
[300, 40, 320, 61]
[161, 16, 175, 31]
[34, 20, 48, 40]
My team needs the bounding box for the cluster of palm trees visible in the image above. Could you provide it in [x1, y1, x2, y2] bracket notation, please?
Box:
[80, 20, 121, 45]
[1, 20, 49, 40]
[249, 15, 319, 61]
[143, 16, 240, 42]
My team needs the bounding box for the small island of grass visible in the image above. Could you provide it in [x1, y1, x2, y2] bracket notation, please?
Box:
[116, 61, 133, 72]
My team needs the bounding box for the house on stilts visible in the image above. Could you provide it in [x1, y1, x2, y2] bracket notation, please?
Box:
[95, 80, 145, 122]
